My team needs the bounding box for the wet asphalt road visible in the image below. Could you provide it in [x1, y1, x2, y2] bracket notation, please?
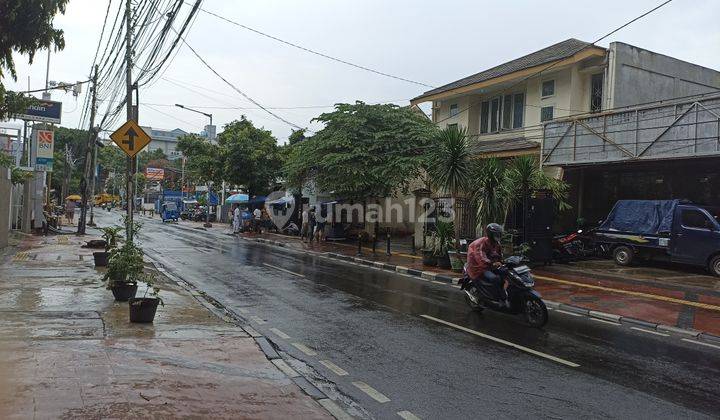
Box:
[106, 212, 720, 419]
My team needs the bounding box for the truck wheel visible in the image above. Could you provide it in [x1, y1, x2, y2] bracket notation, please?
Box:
[613, 246, 634, 266]
[709, 255, 720, 277]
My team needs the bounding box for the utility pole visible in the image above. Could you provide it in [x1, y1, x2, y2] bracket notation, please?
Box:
[125, 0, 135, 242]
[77, 65, 99, 235]
[87, 131, 100, 227]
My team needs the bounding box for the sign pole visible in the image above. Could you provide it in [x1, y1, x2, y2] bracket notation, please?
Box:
[125, 0, 134, 242]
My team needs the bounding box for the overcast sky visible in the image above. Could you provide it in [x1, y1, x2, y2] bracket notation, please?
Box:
[5, 0, 720, 142]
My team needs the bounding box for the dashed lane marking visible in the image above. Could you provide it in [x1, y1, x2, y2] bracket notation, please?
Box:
[554, 309, 582, 317]
[291, 342, 317, 356]
[630, 327, 670, 337]
[421, 314, 580, 368]
[250, 316, 267, 325]
[269, 328, 291, 340]
[263, 262, 305, 277]
[352, 381, 390, 403]
[534, 274, 720, 312]
[397, 410, 422, 420]
[590, 317, 620, 326]
[319, 360, 348, 376]
[681, 338, 720, 351]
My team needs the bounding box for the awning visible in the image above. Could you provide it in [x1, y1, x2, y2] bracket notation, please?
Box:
[225, 193, 249, 204]
[268, 196, 294, 207]
[468, 137, 539, 158]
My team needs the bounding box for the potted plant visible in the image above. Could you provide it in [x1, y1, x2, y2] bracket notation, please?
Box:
[433, 220, 454, 269]
[93, 226, 123, 267]
[129, 273, 163, 323]
[103, 241, 143, 301]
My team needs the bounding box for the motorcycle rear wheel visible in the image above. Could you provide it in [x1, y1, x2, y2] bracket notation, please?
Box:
[524, 296, 548, 328]
[464, 290, 484, 312]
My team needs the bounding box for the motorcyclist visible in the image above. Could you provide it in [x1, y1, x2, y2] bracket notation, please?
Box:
[466, 223, 509, 306]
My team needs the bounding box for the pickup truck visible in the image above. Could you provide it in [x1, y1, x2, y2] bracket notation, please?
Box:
[594, 200, 720, 276]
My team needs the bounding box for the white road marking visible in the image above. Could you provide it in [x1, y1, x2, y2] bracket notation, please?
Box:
[318, 399, 353, 420]
[430, 280, 446, 285]
[269, 328, 291, 340]
[681, 338, 720, 350]
[554, 309, 582, 317]
[630, 326, 669, 337]
[450, 284, 461, 289]
[250, 315, 267, 325]
[352, 381, 390, 403]
[420, 315, 579, 368]
[271, 359, 299, 378]
[263, 263, 305, 277]
[590, 317, 620, 326]
[319, 360, 348, 376]
[397, 410, 422, 420]
[291, 342, 317, 356]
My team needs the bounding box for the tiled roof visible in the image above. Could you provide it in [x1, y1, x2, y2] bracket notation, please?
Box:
[468, 137, 539, 155]
[415, 39, 598, 100]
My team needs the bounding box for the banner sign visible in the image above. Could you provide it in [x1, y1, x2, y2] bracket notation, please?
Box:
[34, 130, 54, 172]
[145, 167, 164, 181]
[16, 100, 62, 124]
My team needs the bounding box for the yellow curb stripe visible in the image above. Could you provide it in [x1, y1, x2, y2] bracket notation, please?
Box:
[534, 275, 720, 312]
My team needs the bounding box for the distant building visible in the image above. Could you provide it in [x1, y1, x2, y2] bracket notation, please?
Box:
[140, 125, 216, 160]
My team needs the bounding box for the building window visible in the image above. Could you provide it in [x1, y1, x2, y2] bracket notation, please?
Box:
[502, 95, 513, 129]
[541, 80, 555, 97]
[447, 123, 458, 130]
[590, 73, 604, 113]
[480, 101, 489, 133]
[490, 97, 501, 132]
[540, 106, 554, 122]
[449, 103, 459, 117]
[513, 93, 524, 128]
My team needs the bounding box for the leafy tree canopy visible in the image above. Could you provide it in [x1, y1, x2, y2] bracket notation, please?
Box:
[176, 134, 222, 185]
[284, 102, 436, 201]
[219, 116, 283, 195]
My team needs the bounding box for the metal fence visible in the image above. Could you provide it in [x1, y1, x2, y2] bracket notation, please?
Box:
[542, 93, 720, 166]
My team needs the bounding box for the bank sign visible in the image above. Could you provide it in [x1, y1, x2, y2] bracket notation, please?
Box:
[34, 130, 54, 172]
[16, 100, 62, 124]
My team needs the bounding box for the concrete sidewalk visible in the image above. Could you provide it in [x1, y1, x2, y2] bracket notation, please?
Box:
[0, 232, 331, 419]
[235, 230, 720, 339]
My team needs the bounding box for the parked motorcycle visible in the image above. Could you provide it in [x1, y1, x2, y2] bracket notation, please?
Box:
[552, 229, 596, 262]
[458, 256, 548, 328]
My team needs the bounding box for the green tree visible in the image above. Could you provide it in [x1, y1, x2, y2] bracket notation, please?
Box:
[1, 0, 68, 119]
[51, 127, 89, 200]
[98, 144, 128, 197]
[284, 102, 436, 201]
[176, 134, 222, 185]
[219, 116, 283, 195]
[287, 128, 306, 145]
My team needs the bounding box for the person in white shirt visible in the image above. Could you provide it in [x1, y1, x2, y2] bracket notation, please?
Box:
[300, 208, 309, 242]
[253, 207, 262, 233]
[232, 205, 241, 234]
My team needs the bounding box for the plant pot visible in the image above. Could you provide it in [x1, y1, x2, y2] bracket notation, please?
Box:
[110, 282, 138, 301]
[129, 297, 160, 323]
[437, 253, 451, 269]
[93, 251, 110, 267]
[422, 250, 437, 266]
[448, 251, 464, 272]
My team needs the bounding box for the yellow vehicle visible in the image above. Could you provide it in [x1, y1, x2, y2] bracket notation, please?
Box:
[94, 193, 120, 206]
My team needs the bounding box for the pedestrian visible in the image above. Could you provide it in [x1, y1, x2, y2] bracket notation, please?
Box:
[308, 207, 317, 243]
[300, 207, 309, 242]
[253, 206, 262, 233]
[315, 205, 327, 242]
[65, 199, 76, 224]
[232, 204, 241, 234]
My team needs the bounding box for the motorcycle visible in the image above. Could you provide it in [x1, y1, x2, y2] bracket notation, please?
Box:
[552, 229, 596, 262]
[458, 256, 548, 328]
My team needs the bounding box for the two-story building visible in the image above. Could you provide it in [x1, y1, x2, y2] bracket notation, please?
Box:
[411, 38, 720, 160]
[141, 124, 217, 160]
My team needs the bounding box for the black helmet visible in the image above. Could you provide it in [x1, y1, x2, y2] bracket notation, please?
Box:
[486, 223, 504, 242]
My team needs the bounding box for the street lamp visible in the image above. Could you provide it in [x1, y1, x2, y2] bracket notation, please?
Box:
[175, 103, 214, 228]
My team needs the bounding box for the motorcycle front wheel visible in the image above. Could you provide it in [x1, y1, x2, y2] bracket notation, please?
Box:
[524, 296, 548, 328]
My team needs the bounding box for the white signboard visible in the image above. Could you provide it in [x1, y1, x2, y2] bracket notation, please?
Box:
[34, 129, 54, 172]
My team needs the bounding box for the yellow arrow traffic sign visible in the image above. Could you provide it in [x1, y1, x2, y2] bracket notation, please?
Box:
[110, 120, 151, 157]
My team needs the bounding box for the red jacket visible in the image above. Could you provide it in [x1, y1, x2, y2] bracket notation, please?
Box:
[466, 237, 502, 279]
